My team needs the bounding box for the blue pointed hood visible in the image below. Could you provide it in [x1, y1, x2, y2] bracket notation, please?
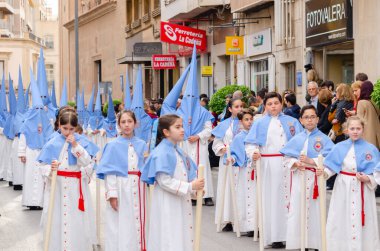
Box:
[161, 64, 190, 116]
[50, 81, 57, 108]
[0, 73, 8, 113]
[124, 70, 132, 110]
[19, 68, 53, 149]
[177, 44, 214, 139]
[7, 74, 16, 116]
[13, 68, 26, 135]
[60, 79, 68, 107]
[37, 48, 50, 105]
[25, 83, 30, 109]
[87, 86, 95, 114]
[88, 84, 104, 130]
[131, 66, 153, 142]
[103, 90, 117, 138]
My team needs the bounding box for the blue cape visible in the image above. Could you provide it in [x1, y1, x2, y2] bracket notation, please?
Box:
[280, 128, 334, 159]
[141, 138, 197, 185]
[212, 117, 240, 139]
[244, 113, 303, 146]
[96, 136, 147, 179]
[38, 133, 99, 165]
[230, 130, 249, 167]
[324, 139, 379, 175]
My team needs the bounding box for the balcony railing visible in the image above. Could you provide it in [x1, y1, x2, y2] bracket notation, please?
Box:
[152, 7, 160, 18]
[29, 32, 45, 46]
[131, 19, 141, 29]
[142, 13, 150, 23]
[0, 0, 15, 15]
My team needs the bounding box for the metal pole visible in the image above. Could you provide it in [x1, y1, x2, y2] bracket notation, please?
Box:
[75, 0, 79, 96]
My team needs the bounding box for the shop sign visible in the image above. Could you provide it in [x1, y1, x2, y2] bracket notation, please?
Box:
[133, 42, 162, 57]
[152, 55, 177, 69]
[201, 66, 213, 77]
[225, 36, 244, 55]
[306, 0, 353, 47]
[245, 28, 272, 57]
[160, 22, 207, 51]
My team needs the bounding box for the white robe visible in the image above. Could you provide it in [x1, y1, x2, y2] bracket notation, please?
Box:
[40, 143, 97, 251]
[4, 138, 13, 182]
[284, 134, 322, 250]
[246, 116, 289, 246]
[234, 159, 256, 233]
[213, 125, 238, 225]
[18, 134, 45, 207]
[325, 145, 380, 251]
[182, 121, 214, 199]
[11, 137, 25, 185]
[147, 151, 195, 251]
[104, 144, 146, 251]
[0, 129, 6, 179]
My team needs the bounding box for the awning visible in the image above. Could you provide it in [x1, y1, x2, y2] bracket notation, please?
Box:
[117, 56, 152, 64]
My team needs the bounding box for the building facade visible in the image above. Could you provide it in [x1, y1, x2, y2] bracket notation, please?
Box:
[0, 0, 59, 93]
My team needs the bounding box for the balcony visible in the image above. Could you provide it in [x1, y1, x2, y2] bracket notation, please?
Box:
[0, 19, 13, 37]
[0, 0, 15, 15]
[131, 19, 141, 29]
[151, 7, 161, 18]
[29, 32, 45, 46]
[161, 0, 227, 21]
[142, 13, 150, 23]
[231, 0, 273, 13]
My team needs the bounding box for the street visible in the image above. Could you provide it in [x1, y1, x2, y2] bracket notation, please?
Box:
[1, 168, 380, 251]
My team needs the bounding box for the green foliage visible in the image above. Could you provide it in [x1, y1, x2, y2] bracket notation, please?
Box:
[67, 101, 76, 108]
[209, 85, 251, 114]
[371, 79, 380, 108]
[103, 99, 122, 115]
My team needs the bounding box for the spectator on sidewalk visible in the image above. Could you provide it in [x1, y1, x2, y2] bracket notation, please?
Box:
[283, 93, 301, 119]
[317, 89, 333, 135]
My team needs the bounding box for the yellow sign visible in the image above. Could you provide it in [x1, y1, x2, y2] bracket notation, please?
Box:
[201, 66, 213, 77]
[225, 36, 244, 55]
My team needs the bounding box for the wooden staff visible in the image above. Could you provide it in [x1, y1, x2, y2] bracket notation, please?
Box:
[44, 143, 68, 251]
[216, 147, 229, 232]
[194, 164, 205, 251]
[254, 149, 264, 251]
[318, 154, 327, 251]
[95, 150, 102, 246]
[226, 145, 241, 237]
[300, 150, 306, 251]
[253, 157, 259, 242]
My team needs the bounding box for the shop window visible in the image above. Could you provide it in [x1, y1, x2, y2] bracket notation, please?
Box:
[284, 62, 296, 91]
[250, 59, 268, 92]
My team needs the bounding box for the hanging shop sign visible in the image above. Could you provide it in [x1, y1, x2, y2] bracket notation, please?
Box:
[225, 36, 244, 55]
[245, 28, 272, 57]
[152, 55, 177, 69]
[160, 21, 207, 51]
[201, 66, 213, 77]
[305, 0, 353, 47]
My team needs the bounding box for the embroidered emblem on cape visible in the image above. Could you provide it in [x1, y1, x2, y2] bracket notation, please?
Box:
[289, 125, 295, 136]
[37, 123, 43, 134]
[314, 137, 323, 152]
[365, 152, 373, 161]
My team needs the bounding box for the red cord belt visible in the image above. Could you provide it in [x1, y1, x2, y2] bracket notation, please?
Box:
[340, 171, 365, 226]
[57, 171, 85, 212]
[305, 167, 319, 200]
[128, 170, 146, 251]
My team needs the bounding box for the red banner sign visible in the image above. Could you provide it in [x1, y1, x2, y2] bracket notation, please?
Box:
[152, 54, 177, 69]
[160, 22, 207, 51]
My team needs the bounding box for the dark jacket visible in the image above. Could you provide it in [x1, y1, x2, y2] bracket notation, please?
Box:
[284, 104, 301, 120]
[317, 104, 332, 135]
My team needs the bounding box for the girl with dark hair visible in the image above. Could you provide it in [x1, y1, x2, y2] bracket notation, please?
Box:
[37, 110, 99, 250]
[212, 98, 243, 232]
[97, 110, 148, 251]
[141, 114, 204, 251]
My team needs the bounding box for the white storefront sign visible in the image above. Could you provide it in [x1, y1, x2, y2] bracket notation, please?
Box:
[245, 28, 272, 57]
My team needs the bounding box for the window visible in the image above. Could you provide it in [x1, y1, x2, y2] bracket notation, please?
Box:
[250, 59, 268, 92]
[133, 0, 140, 20]
[45, 35, 54, 49]
[0, 61, 4, 81]
[284, 62, 296, 91]
[144, 0, 150, 15]
[45, 64, 54, 89]
[126, 0, 132, 24]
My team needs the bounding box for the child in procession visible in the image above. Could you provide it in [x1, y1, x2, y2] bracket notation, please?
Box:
[245, 92, 303, 249]
[97, 110, 148, 251]
[38, 110, 99, 251]
[280, 105, 334, 250]
[141, 114, 205, 251]
[317, 116, 380, 251]
[212, 98, 243, 232]
[226, 108, 256, 237]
